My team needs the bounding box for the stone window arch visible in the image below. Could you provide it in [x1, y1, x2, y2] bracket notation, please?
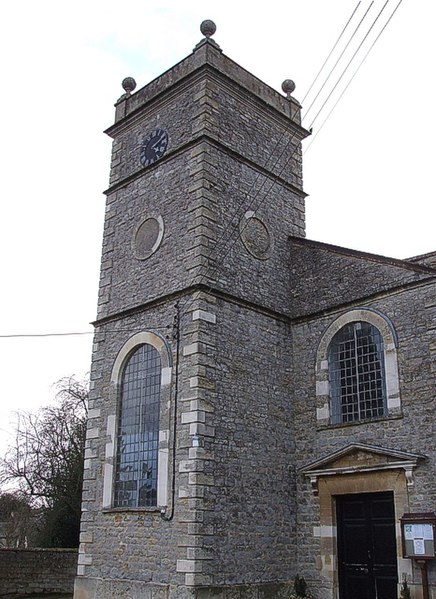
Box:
[315, 309, 401, 426]
[103, 332, 172, 509]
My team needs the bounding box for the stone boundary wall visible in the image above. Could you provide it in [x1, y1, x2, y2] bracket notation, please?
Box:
[0, 548, 77, 597]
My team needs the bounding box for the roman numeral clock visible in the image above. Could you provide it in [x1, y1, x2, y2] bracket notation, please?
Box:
[139, 128, 169, 167]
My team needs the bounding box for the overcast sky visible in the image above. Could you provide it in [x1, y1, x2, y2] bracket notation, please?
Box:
[0, 0, 434, 455]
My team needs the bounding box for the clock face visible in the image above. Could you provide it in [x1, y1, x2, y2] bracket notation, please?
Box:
[140, 128, 169, 167]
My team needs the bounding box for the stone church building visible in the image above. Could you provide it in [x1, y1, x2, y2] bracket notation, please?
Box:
[74, 22, 436, 599]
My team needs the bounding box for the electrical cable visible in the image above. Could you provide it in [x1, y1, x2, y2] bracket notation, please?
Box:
[303, 1, 374, 121]
[304, 0, 404, 154]
[302, 1, 362, 104]
[0, 332, 94, 338]
[0, 325, 171, 339]
[307, 0, 391, 131]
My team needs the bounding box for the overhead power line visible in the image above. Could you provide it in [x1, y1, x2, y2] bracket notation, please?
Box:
[305, 0, 404, 153]
[307, 0, 392, 131]
[302, 1, 362, 104]
[0, 325, 171, 339]
[303, 1, 374, 121]
[0, 331, 94, 339]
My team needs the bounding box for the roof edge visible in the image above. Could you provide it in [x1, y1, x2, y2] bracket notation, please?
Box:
[109, 38, 306, 132]
[289, 236, 436, 275]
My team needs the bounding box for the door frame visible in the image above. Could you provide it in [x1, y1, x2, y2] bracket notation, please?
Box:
[312, 470, 411, 599]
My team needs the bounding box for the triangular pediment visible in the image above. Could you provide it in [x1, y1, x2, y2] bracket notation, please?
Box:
[300, 443, 426, 495]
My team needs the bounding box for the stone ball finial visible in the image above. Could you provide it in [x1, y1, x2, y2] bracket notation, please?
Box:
[200, 20, 216, 38]
[282, 79, 296, 98]
[122, 77, 137, 95]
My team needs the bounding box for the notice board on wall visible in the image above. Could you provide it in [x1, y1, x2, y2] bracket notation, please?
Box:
[401, 513, 436, 559]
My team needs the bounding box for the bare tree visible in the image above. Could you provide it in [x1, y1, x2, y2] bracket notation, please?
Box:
[0, 377, 88, 547]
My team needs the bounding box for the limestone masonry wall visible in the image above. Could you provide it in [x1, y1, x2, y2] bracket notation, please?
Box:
[0, 548, 77, 597]
[292, 282, 436, 597]
[195, 298, 294, 585]
[288, 237, 435, 318]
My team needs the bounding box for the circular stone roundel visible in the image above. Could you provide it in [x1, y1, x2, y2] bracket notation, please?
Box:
[240, 211, 272, 260]
[133, 215, 164, 260]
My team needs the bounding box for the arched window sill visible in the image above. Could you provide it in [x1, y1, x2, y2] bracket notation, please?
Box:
[316, 412, 403, 431]
[102, 506, 163, 515]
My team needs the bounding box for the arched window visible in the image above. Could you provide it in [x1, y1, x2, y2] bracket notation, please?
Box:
[114, 344, 162, 508]
[315, 309, 401, 427]
[328, 322, 387, 424]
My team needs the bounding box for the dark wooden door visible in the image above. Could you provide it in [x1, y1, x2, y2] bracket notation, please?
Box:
[337, 492, 398, 599]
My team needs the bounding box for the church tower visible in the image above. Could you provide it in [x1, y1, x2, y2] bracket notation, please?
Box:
[75, 21, 309, 599]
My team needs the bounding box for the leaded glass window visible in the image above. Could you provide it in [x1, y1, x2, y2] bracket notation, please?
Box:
[114, 344, 161, 508]
[329, 322, 387, 424]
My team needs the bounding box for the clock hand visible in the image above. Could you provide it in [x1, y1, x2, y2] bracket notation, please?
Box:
[151, 135, 166, 150]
